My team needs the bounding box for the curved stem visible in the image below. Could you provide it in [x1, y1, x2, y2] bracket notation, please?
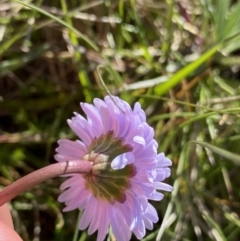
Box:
[0, 160, 92, 206]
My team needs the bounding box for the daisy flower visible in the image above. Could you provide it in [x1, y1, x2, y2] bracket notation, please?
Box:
[55, 95, 173, 241]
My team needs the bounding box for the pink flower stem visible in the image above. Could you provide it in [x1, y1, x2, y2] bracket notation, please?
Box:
[0, 160, 92, 206]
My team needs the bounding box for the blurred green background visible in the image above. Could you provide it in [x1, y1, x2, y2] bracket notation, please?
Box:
[0, 0, 240, 240]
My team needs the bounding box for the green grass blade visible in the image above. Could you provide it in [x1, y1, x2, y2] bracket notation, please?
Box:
[221, 1, 240, 40]
[154, 44, 221, 96]
[0, 44, 49, 76]
[189, 140, 240, 166]
[202, 212, 228, 241]
[213, 0, 230, 40]
[13, 0, 98, 51]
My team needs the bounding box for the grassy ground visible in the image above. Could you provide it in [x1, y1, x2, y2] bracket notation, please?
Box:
[0, 0, 240, 240]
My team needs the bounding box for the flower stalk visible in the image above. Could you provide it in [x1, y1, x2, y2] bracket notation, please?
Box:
[0, 160, 92, 206]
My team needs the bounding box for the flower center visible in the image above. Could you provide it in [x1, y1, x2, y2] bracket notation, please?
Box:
[82, 131, 136, 204]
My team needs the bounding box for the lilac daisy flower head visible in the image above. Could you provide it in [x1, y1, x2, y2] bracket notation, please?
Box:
[55, 95, 173, 241]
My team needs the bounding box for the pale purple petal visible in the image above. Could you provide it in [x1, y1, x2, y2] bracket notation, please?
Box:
[164, 167, 171, 178]
[79, 196, 97, 230]
[156, 182, 174, 192]
[60, 175, 81, 189]
[145, 203, 159, 223]
[56, 139, 86, 158]
[143, 215, 153, 230]
[155, 169, 167, 181]
[67, 119, 92, 146]
[109, 206, 132, 241]
[133, 102, 146, 122]
[54, 154, 77, 162]
[157, 153, 172, 167]
[111, 152, 135, 169]
[63, 190, 91, 212]
[96, 203, 110, 241]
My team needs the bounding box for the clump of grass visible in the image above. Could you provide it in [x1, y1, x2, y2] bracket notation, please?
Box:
[0, 1, 240, 241]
